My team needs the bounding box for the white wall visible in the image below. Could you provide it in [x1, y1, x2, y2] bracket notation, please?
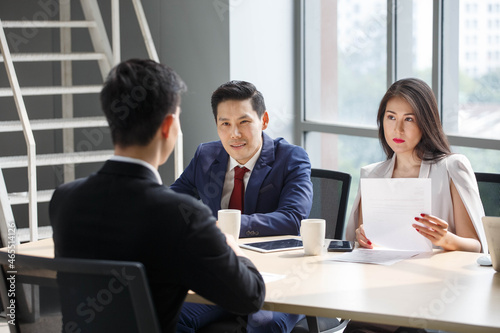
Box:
[229, 0, 296, 143]
[153, 0, 231, 182]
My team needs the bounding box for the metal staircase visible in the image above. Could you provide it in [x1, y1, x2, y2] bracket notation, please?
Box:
[0, 0, 179, 245]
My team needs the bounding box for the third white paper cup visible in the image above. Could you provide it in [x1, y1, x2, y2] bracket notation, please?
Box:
[218, 209, 241, 240]
[300, 219, 326, 256]
[483, 216, 500, 272]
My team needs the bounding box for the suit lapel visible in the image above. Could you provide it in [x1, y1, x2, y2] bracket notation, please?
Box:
[245, 133, 273, 214]
[382, 154, 396, 178]
[419, 159, 431, 178]
[207, 147, 229, 213]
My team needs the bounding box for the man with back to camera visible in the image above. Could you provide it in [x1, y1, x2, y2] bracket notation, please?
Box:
[171, 80, 313, 332]
[49, 59, 265, 333]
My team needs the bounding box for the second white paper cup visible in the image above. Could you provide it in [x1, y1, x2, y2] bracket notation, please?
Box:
[483, 216, 500, 272]
[218, 209, 241, 240]
[301, 219, 326, 256]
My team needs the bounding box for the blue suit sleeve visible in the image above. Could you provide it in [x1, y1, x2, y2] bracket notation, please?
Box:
[240, 146, 313, 237]
[170, 146, 201, 198]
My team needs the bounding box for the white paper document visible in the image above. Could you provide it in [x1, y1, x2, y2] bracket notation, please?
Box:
[260, 272, 286, 284]
[330, 248, 422, 265]
[361, 178, 433, 252]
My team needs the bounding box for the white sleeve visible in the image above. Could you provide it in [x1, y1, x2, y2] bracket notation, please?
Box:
[447, 154, 488, 253]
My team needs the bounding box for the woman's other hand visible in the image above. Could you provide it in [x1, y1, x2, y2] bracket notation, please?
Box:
[355, 224, 373, 249]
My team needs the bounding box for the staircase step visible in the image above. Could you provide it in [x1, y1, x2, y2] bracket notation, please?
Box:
[8, 189, 54, 205]
[1, 21, 96, 28]
[0, 116, 108, 133]
[0, 52, 106, 62]
[17, 226, 53, 243]
[0, 150, 113, 169]
[0, 85, 102, 97]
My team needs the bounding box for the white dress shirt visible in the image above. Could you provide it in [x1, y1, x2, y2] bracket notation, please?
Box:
[220, 145, 263, 209]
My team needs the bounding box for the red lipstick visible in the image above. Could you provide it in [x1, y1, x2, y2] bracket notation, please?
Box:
[393, 138, 405, 144]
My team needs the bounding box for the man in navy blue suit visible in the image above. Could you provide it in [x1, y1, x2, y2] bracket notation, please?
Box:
[171, 80, 313, 238]
[171, 81, 313, 332]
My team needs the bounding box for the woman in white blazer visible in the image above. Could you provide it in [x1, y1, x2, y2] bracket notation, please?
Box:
[344, 78, 487, 333]
[346, 78, 487, 254]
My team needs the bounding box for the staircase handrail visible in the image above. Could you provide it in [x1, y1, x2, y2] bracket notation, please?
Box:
[0, 20, 38, 241]
[130, 0, 183, 178]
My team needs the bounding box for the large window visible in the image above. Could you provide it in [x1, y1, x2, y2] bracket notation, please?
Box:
[442, 1, 500, 142]
[300, 0, 500, 213]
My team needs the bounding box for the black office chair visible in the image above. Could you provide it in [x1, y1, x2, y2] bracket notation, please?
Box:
[0, 252, 161, 333]
[291, 169, 351, 333]
[475, 172, 500, 217]
[309, 168, 351, 240]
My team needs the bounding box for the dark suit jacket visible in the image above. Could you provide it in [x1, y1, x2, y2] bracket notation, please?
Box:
[170, 133, 313, 237]
[49, 160, 265, 333]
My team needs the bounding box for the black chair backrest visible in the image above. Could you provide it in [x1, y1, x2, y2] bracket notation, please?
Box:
[310, 168, 352, 240]
[0, 252, 161, 333]
[475, 172, 500, 217]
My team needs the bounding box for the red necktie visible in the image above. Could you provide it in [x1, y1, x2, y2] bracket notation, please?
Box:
[228, 166, 249, 212]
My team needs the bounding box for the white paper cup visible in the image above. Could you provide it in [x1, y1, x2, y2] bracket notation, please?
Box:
[300, 219, 326, 256]
[483, 216, 500, 272]
[218, 209, 241, 240]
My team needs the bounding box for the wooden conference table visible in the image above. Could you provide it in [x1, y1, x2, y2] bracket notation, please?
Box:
[7, 236, 500, 333]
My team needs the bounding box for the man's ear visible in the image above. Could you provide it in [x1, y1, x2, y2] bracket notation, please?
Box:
[161, 114, 176, 138]
[262, 111, 269, 130]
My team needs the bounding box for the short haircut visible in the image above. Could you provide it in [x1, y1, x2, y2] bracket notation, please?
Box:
[100, 58, 186, 147]
[377, 78, 451, 162]
[211, 80, 266, 121]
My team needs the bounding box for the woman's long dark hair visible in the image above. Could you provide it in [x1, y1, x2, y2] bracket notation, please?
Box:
[377, 78, 451, 162]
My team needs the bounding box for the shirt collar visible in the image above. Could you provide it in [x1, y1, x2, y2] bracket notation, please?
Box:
[109, 155, 163, 184]
[228, 144, 262, 172]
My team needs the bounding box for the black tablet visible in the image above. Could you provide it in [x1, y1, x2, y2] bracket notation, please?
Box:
[240, 238, 303, 253]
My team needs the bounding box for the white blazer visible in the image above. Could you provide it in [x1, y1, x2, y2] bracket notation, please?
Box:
[345, 154, 488, 253]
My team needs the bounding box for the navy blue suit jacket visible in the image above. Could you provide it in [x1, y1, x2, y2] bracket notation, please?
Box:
[171, 133, 313, 237]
